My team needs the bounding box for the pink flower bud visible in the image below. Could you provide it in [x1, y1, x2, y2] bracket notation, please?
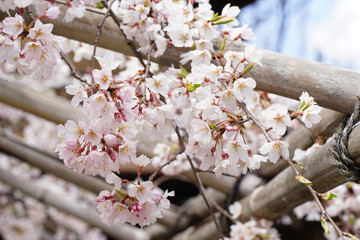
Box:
[104, 134, 117, 147]
[225, 126, 239, 131]
[95, 196, 106, 202]
[114, 112, 122, 123]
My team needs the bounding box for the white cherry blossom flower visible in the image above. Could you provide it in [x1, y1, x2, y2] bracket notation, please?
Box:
[146, 74, 169, 96]
[189, 118, 212, 144]
[167, 24, 197, 47]
[229, 202, 242, 219]
[299, 91, 315, 111]
[95, 52, 122, 70]
[93, 67, 113, 90]
[302, 105, 322, 128]
[245, 44, 262, 66]
[128, 181, 154, 204]
[132, 155, 151, 167]
[194, 19, 219, 41]
[232, 77, 256, 102]
[65, 79, 88, 107]
[224, 140, 250, 163]
[180, 50, 212, 67]
[214, 159, 238, 178]
[224, 51, 245, 72]
[265, 104, 292, 136]
[2, 14, 24, 39]
[28, 20, 54, 42]
[259, 140, 289, 163]
[44, 6, 60, 19]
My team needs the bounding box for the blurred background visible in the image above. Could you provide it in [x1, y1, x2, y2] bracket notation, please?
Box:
[213, 0, 360, 70]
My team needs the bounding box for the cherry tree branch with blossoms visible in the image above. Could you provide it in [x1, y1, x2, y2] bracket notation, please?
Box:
[0, 0, 358, 239]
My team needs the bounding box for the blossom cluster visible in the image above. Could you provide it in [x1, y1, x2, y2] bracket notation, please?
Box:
[0, 3, 63, 80]
[1, 0, 324, 234]
[96, 172, 174, 227]
[226, 202, 280, 240]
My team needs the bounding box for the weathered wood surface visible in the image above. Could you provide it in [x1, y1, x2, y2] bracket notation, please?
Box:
[0, 78, 82, 124]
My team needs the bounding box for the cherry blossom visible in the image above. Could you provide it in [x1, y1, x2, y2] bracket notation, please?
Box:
[302, 105, 322, 128]
[232, 77, 257, 102]
[2, 14, 24, 39]
[0, 0, 330, 236]
[259, 140, 289, 163]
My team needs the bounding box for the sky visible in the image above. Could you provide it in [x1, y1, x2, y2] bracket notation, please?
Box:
[238, 0, 360, 71]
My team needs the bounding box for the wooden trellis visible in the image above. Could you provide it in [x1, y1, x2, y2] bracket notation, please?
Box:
[1, 3, 360, 240]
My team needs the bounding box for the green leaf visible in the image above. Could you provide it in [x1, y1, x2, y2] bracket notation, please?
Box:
[210, 14, 222, 23]
[219, 35, 227, 51]
[240, 63, 255, 76]
[178, 65, 190, 78]
[115, 189, 125, 197]
[296, 161, 304, 169]
[185, 83, 201, 92]
[296, 175, 313, 186]
[349, 234, 359, 240]
[261, 233, 270, 239]
[321, 218, 331, 235]
[96, 2, 104, 8]
[321, 192, 338, 201]
[209, 123, 220, 131]
[212, 17, 234, 25]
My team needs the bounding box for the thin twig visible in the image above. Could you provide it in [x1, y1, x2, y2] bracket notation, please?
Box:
[144, 43, 155, 79]
[194, 168, 239, 179]
[208, 198, 237, 224]
[222, 172, 243, 230]
[148, 148, 185, 182]
[186, 154, 224, 239]
[173, 122, 223, 238]
[101, 0, 147, 69]
[286, 157, 346, 240]
[239, 101, 271, 142]
[60, 51, 90, 86]
[92, 0, 114, 74]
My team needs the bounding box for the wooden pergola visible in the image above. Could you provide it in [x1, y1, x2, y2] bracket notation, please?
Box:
[0, 3, 360, 240]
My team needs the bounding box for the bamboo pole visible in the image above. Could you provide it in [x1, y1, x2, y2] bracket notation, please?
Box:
[0, 167, 149, 240]
[0, 78, 82, 124]
[174, 124, 360, 240]
[1, 6, 357, 114]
